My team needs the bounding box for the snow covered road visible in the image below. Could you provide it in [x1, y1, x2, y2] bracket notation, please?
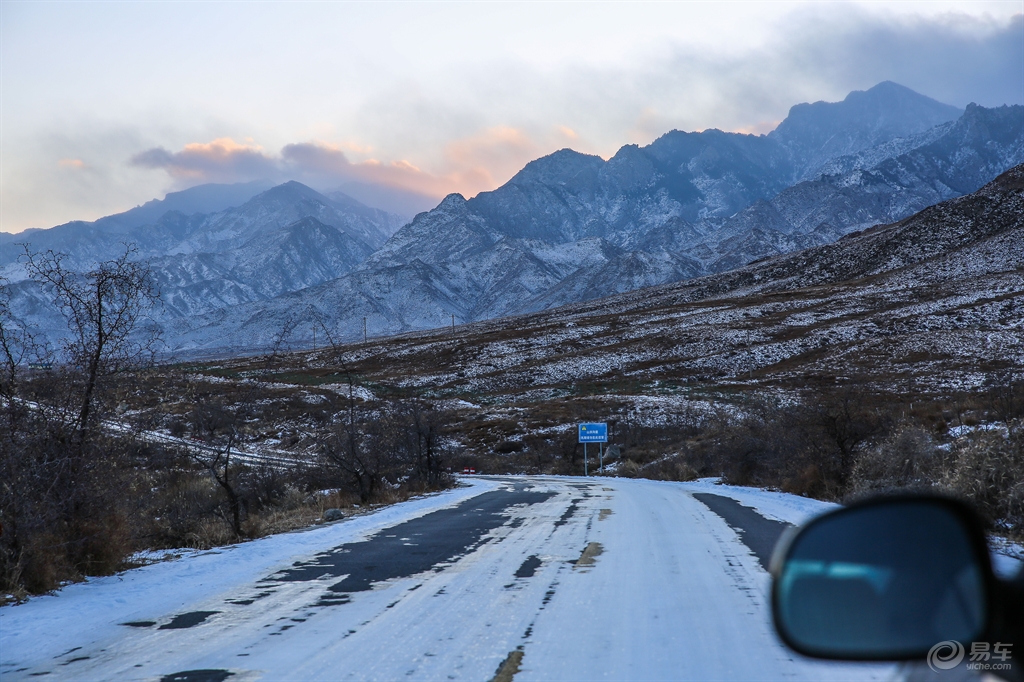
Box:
[1, 477, 895, 681]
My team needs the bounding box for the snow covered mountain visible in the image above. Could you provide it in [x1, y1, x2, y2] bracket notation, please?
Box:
[2, 183, 406, 323]
[595, 102, 1024, 283]
[4, 83, 1021, 356]
[286, 163, 1024, 400]
[0, 181, 272, 269]
[769, 80, 964, 181]
[159, 93, 1017, 353]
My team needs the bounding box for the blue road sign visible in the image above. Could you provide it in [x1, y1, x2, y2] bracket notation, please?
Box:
[578, 423, 608, 443]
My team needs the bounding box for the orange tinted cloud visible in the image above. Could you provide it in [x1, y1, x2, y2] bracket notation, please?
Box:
[58, 158, 86, 169]
[131, 137, 276, 182]
[442, 126, 540, 194]
[180, 137, 263, 158]
[729, 120, 782, 135]
[132, 128, 560, 208]
[280, 141, 450, 197]
[280, 132, 542, 201]
[288, 127, 550, 200]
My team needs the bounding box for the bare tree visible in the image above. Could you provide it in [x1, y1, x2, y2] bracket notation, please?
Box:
[401, 397, 452, 486]
[190, 429, 246, 538]
[0, 277, 35, 404]
[185, 375, 262, 539]
[22, 244, 160, 451]
[322, 387, 383, 503]
[809, 387, 885, 493]
[984, 374, 1024, 428]
[0, 247, 162, 592]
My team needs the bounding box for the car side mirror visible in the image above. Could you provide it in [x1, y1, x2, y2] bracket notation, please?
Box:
[771, 495, 996, 660]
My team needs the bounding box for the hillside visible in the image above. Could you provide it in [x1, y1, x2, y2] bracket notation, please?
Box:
[170, 109, 1023, 355]
[224, 164, 1022, 401]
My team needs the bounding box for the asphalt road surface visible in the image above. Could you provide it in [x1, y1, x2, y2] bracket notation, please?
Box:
[0, 477, 894, 681]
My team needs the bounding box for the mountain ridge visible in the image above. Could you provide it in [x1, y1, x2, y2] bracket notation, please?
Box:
[3, 83, 1020, 356]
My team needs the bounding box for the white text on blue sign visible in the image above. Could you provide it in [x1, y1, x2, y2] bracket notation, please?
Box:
[578, 423, 608, 443]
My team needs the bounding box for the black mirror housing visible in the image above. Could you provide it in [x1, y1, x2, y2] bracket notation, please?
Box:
[771, 494, 998, 661]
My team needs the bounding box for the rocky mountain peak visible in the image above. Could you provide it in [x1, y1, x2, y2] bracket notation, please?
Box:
[509, 148, 605, 186]
[246, 180, 331, 208]
[437, 193, 469, 210]
[770, 81, 963, 180]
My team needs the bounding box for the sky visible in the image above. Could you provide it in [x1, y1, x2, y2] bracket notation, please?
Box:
[1, 1, 1022, 232]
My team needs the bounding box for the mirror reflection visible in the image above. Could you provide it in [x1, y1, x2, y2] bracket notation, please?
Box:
[775, 500, 987, 658]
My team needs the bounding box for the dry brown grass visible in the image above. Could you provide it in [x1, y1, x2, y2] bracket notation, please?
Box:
[940, 421, 1024, 538]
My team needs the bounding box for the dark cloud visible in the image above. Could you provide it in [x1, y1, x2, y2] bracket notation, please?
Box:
[772, 10, 1023, 109]
[280, 142, 353, 175]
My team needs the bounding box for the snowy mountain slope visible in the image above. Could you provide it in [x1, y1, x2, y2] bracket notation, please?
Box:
[768, 80, 963, 181]
[811, 119, 959, 179]
[650, 160, 1024, 302]
[4, 85, 1019, 357]
[2, 183, 406, 327]
[2, 182, 401, 271]
[235, 165, 1022, 400]
[0, 181, 272, 269]
[166, 259, 468, 352]
[227, 217, 377, 296]
[157, 118, 1022, 353]
[524, 250, 703, 311]
[176, 181, 399, 255]
[548, 103, 1024, 304]
[325, 82, 969, 277]
[151, 216, 378, 318]
[97, 180, 275, 232]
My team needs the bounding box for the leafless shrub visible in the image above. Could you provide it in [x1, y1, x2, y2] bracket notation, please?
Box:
[21, 244, 160, 453]
[1, 246, 162, 594]
[683, 387, 890, 499]
[639, 455, 699, 482]
[617, 459, 641, 478]
[849, 426, 940, 496]
[320, 391, 455, 503]
[940, 420, 1024, 537]
[983, 378, 1024, 428]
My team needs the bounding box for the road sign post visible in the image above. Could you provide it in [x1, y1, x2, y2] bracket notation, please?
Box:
[578, 423, 608, 477]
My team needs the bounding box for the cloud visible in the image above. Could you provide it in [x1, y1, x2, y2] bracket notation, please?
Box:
[6, 6, 1019, 232]
[757, 9, 1023, 111]
[422, 8, 1024, 149]
[1, 123, 172, 233]
[441, 126, 544, 194]
[279, 141, 351, 176]
[130, 137, 277, 182]
[281, 140, 452, 197]
[132, 130, 556, 208]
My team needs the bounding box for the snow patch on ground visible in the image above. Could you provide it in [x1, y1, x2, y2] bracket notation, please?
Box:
[0, 479, 501, 665]
[678, 477, 1023, 578]
[320, 383, 377, 401]
[676, 477, 837, 525]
